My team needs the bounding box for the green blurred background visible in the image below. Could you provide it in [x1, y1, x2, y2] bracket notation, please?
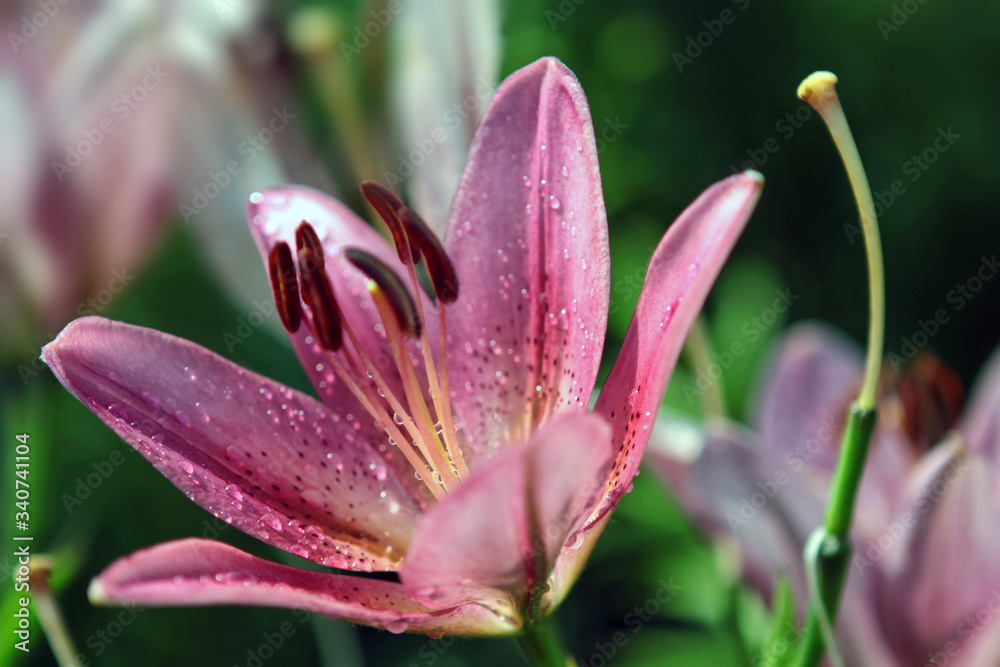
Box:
[3, 0, 999, 665]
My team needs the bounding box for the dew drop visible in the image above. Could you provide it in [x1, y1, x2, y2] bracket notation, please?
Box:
[549, 195, 561, 210]
[261, 514, 283, 531]
[225, 484, 243, 501]
[385, 620, 408, 634]
[302, 488, 325, 507]
[225, 445, 247, 462]
[140, 391, 159, 407]
[628, 388, 639, 406]
[178, 460, 194, 474]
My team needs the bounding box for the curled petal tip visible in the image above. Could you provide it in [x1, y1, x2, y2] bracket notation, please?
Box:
[88, 579, 109, 606]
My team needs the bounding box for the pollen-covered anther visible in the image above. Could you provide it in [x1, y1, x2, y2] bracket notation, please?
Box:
[360, 181, 419, 264]
[398, 208, 459, 303]
[268, 242, 302, 333]
[345, 248, 422, 338]
[295, 220, 326, 271]
[297, 254, 343, 351]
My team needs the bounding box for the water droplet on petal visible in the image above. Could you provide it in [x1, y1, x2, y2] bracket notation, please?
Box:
[225, 445, 247, 462]
[261, 514, 283, 531]
[385, 620, 408, 634]
[225, 484, 243, 501]
[549, 195, 561, 210]
[178, 460, 194, 474]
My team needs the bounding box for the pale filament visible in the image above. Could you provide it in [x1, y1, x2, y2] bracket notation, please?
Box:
[283, 199, 471, 499]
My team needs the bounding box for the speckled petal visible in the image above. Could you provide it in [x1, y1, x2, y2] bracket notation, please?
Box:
[43, 317, 420, 572]
[591, 171, 762, 522]
[444, 57, 610, 464]
[400, 414, 613, 611]
[91, 539, 518, 637]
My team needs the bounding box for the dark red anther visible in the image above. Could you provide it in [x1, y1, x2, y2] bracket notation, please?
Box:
[360, 181, 419, 264]
[344, 248, 422, 338]
[268, 242, 302, 333]
[398, 208, 459, 303]
[895, 353, 965, 453]
[297, 255, 343, 351]
[295, 221, 325, 271]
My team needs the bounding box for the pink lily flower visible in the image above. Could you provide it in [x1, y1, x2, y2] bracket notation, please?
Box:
[649, 322, 1000, 666]
[43, 57, 762, 636]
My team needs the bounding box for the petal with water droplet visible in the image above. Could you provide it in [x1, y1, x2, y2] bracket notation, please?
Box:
[43, 317, 421, 571]
[445, 57, 610, 460]
[400, 413, 612, 610]
[90, 539, 519, 636]
[592, 171, 763, 523]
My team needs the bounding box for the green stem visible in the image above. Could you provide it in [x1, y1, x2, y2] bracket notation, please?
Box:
[517, 618, 576, 667]
[823, 404, 878, 536]
[792, 405, 877, 667]
[683, 316, 726, 419]
[30, 558, 82, 667]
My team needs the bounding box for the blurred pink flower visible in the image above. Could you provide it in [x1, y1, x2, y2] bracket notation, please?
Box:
[0, 0, 326, 348]
[43, 57, 762, 635]
[649, 322, 1000, 666]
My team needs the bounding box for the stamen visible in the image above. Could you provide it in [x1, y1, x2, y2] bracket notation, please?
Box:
[295, 221, 326, 270]
[360, 181, 419, 264]
[367, 281, 457, 491]
[345, 248, 422, 338]
[323, 350, 446, 500]
[297, 255, 343, 351]
[398, 208, 459, 303]
[363, 198, 468, 480]
[268, 243, 302, 333]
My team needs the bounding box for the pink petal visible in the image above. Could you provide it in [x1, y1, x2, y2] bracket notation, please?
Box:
[646, 418, 822, 601]
[591, 171, 762, 521]
[750, 324, 919, 536]
[43, 317, 421, 572]
[444, 57, 610, 463]
[752, 323, 863, 472]
[871, 444, 1000, 662]
[91, 539, 517, 637]
[245, 185, 431, 428]
[400, 414, 613, 612]
[962, 344, 1000, 460]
